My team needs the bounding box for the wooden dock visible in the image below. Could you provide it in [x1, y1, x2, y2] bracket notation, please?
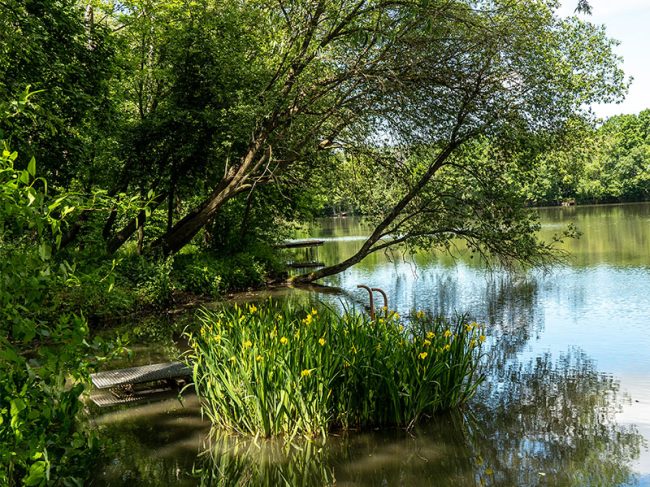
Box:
[287, 261, 325, 268]
[275, 239, 325, 249]
[89, 361, 192, 407]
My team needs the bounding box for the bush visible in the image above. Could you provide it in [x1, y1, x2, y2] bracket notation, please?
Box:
[186, 301, 486, 439]
[173, 245, 286, 296]
[0, 145, 101, 485]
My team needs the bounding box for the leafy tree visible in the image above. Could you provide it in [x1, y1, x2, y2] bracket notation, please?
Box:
[96, 0, 624, 269]
[290, 0, 626, 282]
[0, 0, 116, 187]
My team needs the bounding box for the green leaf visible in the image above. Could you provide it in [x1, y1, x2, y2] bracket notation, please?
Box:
[10, 398, 26, 417]
[38, 243, 52, 261]
[27, 156, 36, 177]
[23, 460, 46, 486]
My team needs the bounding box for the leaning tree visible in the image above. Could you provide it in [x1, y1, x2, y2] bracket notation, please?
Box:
[97, 0, 624, 275]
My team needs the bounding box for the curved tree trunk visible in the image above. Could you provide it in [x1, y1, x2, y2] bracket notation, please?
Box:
[292, 140, 460, 284]
[151, 131, 271, 254]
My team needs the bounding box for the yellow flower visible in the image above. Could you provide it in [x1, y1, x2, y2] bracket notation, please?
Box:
[351, 345, 357, 354]
[443, 344, 451, 351]
[444, 330, 452, 338]
[344, 361, 350, 368]
[301, 369, 311, 377]
[319, 337, 326, 346]
[303, 314, 313, 325]
[270, 327, 277, 338]
[465, 324, 472, 332]
[426, 331, 435, 339]
[256, 355, 263, 362]
[424, 339, 431, 346]
[243, 340, 252, 349]
[249, 304, 257, 314]
[393, 312, 400, 320]
[418, 352, 428, 360]
[311, 307, 318, 316]
[416, 310, 425, 319]
[479, 335, 486, 343]
[470, 339, 477, 348]
[398, 325, 404, 332]
[213, 334, 222, 343]
[280, 336, 289, 345]
[229, 356, 236, 363]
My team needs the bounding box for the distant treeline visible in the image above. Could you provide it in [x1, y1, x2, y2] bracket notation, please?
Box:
[523, 110, 650, 206]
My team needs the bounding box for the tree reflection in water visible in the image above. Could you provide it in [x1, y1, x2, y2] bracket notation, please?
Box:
[195, 350, 642, 487]
[470, 349, 643, 486]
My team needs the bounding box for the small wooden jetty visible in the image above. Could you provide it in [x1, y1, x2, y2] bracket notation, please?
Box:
[89, 361, 192, 407]
[275, 239, 325, 249]
[287, 261, 325, 268]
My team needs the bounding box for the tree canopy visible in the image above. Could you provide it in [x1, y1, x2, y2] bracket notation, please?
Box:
[1, 0, 628, 275]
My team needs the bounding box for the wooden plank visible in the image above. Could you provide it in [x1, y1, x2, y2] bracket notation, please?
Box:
[91, 362, 191, 390]
[275, 239, 325, 249]
[287, 261, 325, 268]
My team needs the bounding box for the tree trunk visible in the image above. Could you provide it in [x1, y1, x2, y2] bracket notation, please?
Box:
[292, 141, 460, 283]
[136, 220, 145, 255]
[152, 130, 271, 254]
[167, 180, 175, 233]
[106, 192, 167, 254]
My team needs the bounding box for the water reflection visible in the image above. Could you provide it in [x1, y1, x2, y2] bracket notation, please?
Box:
[188, 350, 642, 487]
[473, 350, 643, 486]
[93, 203, 650, 485]
[197, 436, 335, 486]
[93, 396, 207, 486]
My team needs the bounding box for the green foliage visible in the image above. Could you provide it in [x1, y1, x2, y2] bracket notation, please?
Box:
[0, 144, 101, 485]
[174, 245, 285, 295]
[0, 0, 117, 186]
[520, 111, 650, 206]
[186, 301, 485, 439]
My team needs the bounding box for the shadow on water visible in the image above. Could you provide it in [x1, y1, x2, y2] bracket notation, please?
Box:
[93, 348, 643, 486]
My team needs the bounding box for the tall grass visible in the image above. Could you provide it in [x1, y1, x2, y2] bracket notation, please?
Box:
[185, 301, 485, 438]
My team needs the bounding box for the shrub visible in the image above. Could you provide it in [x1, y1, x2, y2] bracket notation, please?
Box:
[185, 301, 486, 439]
[0, 145, 102, 485]
[173, 245, 286, 296]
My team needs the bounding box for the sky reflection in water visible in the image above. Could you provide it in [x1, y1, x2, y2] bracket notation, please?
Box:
[95, 203, 650, 486]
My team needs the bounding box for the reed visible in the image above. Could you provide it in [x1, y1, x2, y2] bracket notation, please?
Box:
[185, 301, 485, 438]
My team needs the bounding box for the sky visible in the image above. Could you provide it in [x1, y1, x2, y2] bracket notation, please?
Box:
[556, 0, 650, 118]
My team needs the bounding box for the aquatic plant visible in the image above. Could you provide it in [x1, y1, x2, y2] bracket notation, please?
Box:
[185, 302, 485, 438]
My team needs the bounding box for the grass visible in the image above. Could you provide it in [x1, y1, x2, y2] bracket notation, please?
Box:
[185, 301, 486, 439]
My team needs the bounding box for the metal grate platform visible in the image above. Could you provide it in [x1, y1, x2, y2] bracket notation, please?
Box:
[89, 387, 176, 407]
[90, 362, 192, 390]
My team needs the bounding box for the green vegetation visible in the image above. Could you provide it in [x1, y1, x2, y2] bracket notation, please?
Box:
[0, 0, 643, 483]
[0, 142, 107, 485]
[524, 111, 650, 205]
[186, 302, 485, 438]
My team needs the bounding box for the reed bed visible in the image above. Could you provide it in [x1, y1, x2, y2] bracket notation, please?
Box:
[185, 301, 485, 438]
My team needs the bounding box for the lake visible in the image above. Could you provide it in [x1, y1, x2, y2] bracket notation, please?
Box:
[94, 202, 650, 486]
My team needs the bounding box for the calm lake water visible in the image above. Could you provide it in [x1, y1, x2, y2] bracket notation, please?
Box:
[94, 202, 650, 486]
